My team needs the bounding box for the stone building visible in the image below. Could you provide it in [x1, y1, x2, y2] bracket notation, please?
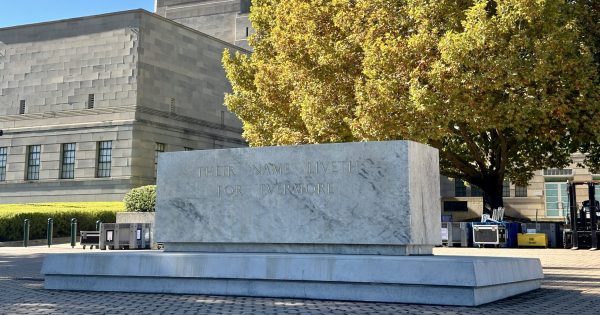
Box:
[440, 155, 600, 222]
[0, 10, 247, 203]
[155, 0, 253, 50]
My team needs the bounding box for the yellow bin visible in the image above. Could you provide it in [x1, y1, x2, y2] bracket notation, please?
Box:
[517, 233, 548, 248]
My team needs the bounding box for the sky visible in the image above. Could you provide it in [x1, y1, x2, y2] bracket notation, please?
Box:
[0, 0, 155, 28]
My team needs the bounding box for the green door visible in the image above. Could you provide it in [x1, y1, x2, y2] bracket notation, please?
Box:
[545, 182, 568, 217]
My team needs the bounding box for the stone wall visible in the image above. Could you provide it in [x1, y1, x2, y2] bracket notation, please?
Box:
[131, 13, 247, 182]
[0, 123, 135, 203]
[0, 13, 140, 116]
[0, 12, 142, 203]
[0, 10, 247, 203]
[155, 0, 252, 50]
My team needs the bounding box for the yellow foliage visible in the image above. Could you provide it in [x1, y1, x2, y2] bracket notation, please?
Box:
[223, 0, 600, 207]
[0, 202, 124, 216]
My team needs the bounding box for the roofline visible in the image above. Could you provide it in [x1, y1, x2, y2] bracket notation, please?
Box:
[0, 9, 147, 32]
[0, 9, 250, 53]
[139, 10, 251, 53]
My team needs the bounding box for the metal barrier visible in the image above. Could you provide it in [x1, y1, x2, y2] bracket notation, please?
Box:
[23, 219, 30, 247]
[99, 223, 152, 250]
[441, 222, 470, 247]
[47, 218, 53, 248]
[96, 220, 102, 231]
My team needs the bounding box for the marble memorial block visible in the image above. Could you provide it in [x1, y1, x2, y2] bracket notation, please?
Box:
[44, 140, 543, 305]
[156, 141, 441, 255]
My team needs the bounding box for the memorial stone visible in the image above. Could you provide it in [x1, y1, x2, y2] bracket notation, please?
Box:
[156, 140, 440, 255]
[42, 141, 544, 306]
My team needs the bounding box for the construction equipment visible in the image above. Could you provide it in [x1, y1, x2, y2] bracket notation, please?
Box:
[563, 181, 600, 250]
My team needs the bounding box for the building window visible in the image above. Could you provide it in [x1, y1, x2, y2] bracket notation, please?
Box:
[470, 185, 483, 197]
[240, 0, 251, 13]
[545, 182, 568, 217]
[543, 168, 573, 176]
[60, 143, 76, 179]
[19, 100, 26, 114]
[155, 142, 165, 177]
[454, 180, 466, 197]
[88, 94, 95, 109]
[515, 185, 528, 197]
[184, 147, 194, 151]
[26, 145, 41, 180]
[96, 141, 112, 178]
[502, 180, 510, 197]
[0, 147, 7, 181]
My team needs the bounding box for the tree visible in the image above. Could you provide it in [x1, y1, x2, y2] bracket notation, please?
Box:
[223, 0, 600, 213]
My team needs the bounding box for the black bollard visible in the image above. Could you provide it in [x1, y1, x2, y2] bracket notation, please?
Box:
[47, 218, 53, 248]
[23, 219, 30, 247]
[70, 218, 78, 248]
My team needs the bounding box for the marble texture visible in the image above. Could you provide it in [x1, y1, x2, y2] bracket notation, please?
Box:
[42, 252, 543, 306]
[155, 141, 441, 254]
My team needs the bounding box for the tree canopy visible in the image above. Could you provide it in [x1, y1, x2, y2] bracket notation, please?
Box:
[223, 0, 600, 211]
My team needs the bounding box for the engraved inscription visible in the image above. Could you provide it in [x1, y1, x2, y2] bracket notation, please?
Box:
[252, 163, 291, 176]
[218, 185, 242, 197]
[260, 183, 333, 196]
[199, 166, 236, 177]
[305, 160, 361, 175]
[201, 159, 368, 198]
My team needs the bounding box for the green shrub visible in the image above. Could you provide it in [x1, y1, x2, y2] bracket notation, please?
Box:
[0, 210, 116, 242]
[123, 185, 157, 212]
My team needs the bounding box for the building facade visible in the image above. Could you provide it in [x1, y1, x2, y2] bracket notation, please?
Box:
[441, 153, 600, 222]
[0, 10, 246, 203]
[155, 0, 253, 50]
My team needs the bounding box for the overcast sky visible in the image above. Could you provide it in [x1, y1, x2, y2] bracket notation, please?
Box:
[0, 0, 155, 28]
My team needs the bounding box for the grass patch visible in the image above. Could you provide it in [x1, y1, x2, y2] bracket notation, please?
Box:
[0, 202, 124, 242]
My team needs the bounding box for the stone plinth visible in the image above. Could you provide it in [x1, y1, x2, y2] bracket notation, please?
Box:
[156, 140, 440, 255]
[42, 252, 543, 306]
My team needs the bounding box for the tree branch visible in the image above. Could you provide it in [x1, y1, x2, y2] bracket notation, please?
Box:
[430, 139, 481, 179]
[453, 123, 489, 175]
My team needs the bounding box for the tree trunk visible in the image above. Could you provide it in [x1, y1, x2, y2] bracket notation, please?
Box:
[480, 176, 504, 215]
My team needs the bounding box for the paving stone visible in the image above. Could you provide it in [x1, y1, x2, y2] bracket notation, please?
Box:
[0, 245, 599, 314]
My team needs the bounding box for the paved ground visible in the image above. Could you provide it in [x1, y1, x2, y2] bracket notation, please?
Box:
[0, 245, 599, 314]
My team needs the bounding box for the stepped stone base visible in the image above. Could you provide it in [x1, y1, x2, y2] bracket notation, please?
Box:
[42, 252, 543, 306]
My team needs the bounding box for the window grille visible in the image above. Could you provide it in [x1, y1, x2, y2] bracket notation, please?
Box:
[454, 180, 466, 197]
[543, 168, 573, 176]
[88, 94, 95, 109]
[470, 185, 483, 197]
[97, 141, 112, 178]
[60, 143, 76, 179]
[502, 180, 510, 197]
[515, 185, 528, 197]
[0, 147, 7, 181]
[26, 145, 41, 180]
